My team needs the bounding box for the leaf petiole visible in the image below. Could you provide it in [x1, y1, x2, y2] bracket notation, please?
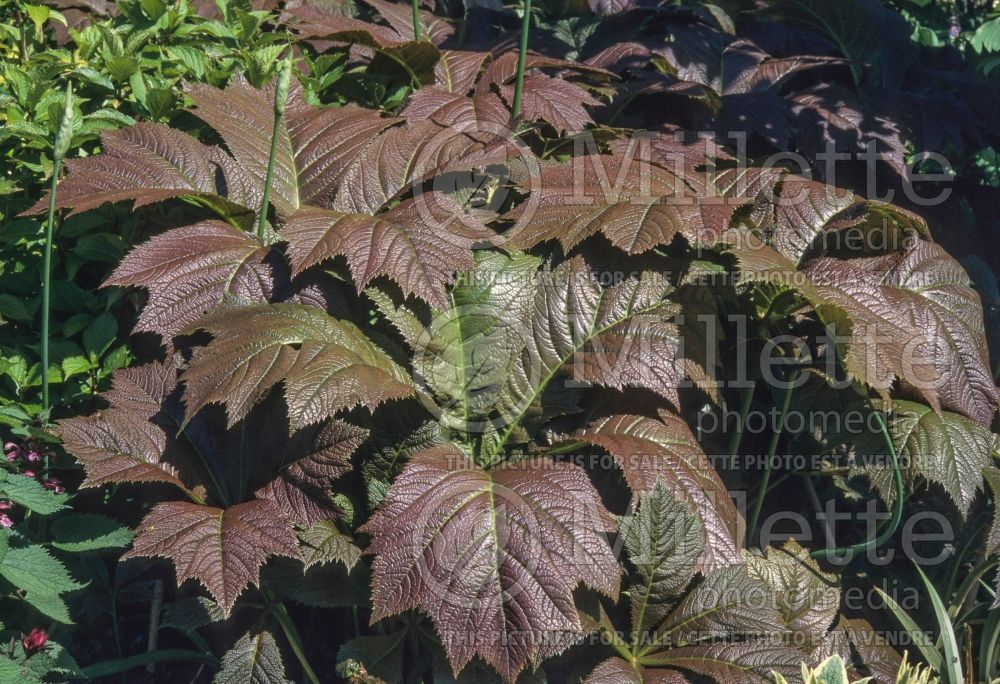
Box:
[809, 407, 904, 561]
[411, 0, 421, 41]
[747, 372, 794, 547]
[511, 0, 532, 122]
[271, 599, 321, 684]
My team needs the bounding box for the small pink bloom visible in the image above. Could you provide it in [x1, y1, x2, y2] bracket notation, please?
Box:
[0, 515, 13, 529]
[20, 628, 47, 657]
[21, 471, 34, 478]
[24, 451, 41, 463]
[3, 442, 15, 451]
[42, 479, 64, 494]
[0, 501, 13, 511]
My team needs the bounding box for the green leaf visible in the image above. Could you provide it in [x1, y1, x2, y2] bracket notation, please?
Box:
[0, 474, 68, 515]
[972, 18, 1000, 53]
[72, 233, 128, 262]
[71, 67, 115, 91]
[161, 596, 225, 633]
[337, 632, 407, 684]
[620, 481, 703, 636]
[0, 294, 35, 322]
[104, 55, 139, 82]
[213, 631, 288, 684]
[62, 355, 95, 380]
[852, 401, 999, 517]
[296, 520, 361, 570]
[262, 558, 371, 609]
[874, 586, 942, 672]
[24, 591, 72, 623]
[914, 565, 962, 684]
[0, 656, 40, 684]
[50, 513, 133, 551]
[81, 650, 216, 679]
[167, 46, 209, 78]
[24, 5, 51, 29]
[83, 311, 118, 357]
[0, 544, 83, 596]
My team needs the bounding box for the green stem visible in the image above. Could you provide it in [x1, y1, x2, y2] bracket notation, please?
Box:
[810, 408, 904, 560]
[272, 601, 320, 684]
[511, 0, 532, 122]
[256, 113, 282, 241]
[726, 380, 756, 456]
[747, 374, 794, 547]
[411, 0, 421, 41]
[40, 159, 61, 413]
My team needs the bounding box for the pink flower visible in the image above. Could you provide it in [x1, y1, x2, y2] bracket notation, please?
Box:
[0, 501, 13, 511]
[42, 479, 64, 494]
[21, 471, 34, 478]
[20, 628, 47, 657]
[24, 451, 41, 463]
[0, 515, 14, 529]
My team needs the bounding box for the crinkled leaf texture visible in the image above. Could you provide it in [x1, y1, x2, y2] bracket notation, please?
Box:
[731, 239, 999, 426]
[575, 412, 741, 572]
[59, 360, 367, 616]
[415, 253, 688, 450]
[296, 520, 362, 570]
[22, 123, 247, 217]
[58, 358, 186, 491]
[505, 150, 742, 254]
[187, 76, 402, 218]
[848, 400, 999, 517]
[254, 419, 367, 526]
[362, 446, 621, 682]
[37, 74, 509, 311]
[213, 631, 288, 684]
[104, 221, 273, 340]
[582, 488, 836, 683]
[181, 303, 412, 430]
[619, 481, 703, 636]
[803, 242, 999, 425]
[282, 193, 494, 308]
[125, 500, 300, 616]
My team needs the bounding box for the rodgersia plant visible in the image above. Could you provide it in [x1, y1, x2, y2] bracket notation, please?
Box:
[32, 9, 1000, 684]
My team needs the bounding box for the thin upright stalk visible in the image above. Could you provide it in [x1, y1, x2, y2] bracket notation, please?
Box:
[511, 0, 532, 121]
[272, 601, 320, 684]
[747, 373, 794, 547]
[41, 164, 60, 413]
[411, 0, 421, 41]
[257, 59, 292, 242]
[810, 407, 904, 560]
[726, 379, 756, 456]
[41, 83, 73, 413]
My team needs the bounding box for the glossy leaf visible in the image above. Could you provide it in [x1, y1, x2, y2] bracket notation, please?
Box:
[282, 194, 493, 308]
[362, 446, 620, 682]
[181, 303, 412, 430]
[576, 412, 741, 572]
[506, 152, 736, 254]
[254, 419, 367, 526]
[105, 222, 273, 340]
[124, 500, 300, 615]
[23, 123, 236, 216]
[187, 76, 401, 217]
[213, 631, 288, 684]
[620, 481, 703, 636]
